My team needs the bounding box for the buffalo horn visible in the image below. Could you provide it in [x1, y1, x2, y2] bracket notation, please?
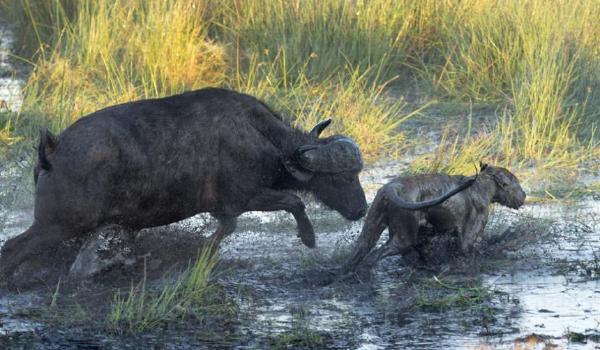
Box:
[308, 119, 332, 138]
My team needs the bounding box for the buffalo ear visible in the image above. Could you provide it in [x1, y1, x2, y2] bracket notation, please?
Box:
[283, 159, 313, 182]
[40, 128, 58, 152]
[479, 162, 488, 172]
[309, 119, 332, 138]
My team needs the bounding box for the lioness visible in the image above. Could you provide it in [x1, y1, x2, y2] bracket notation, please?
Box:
[343, 163, 526, 271]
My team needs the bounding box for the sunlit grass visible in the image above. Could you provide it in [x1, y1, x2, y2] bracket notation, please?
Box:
[1, 0, 599, 175]
[9, 0, 227, 131]
[0, 119, 22, 146]
[229, 53, 418, 161]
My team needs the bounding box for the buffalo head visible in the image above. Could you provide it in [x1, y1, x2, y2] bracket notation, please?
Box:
[284, 119, 367, 221]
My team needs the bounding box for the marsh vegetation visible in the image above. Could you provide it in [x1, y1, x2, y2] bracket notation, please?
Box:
[1, 0, 598, 173]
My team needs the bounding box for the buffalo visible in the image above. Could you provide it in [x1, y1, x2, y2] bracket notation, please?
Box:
[0, 88, 476, 287]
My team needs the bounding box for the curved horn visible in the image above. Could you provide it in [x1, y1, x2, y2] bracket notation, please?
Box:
[309, 119, 332, 138]
[384, 177, 476, 210]
[297, 136, 363, 172]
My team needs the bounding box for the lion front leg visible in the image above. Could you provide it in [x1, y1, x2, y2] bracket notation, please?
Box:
[459, 209, 488, 253]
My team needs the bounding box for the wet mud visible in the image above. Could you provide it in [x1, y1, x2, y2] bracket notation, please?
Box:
[1, 160, 599, 349]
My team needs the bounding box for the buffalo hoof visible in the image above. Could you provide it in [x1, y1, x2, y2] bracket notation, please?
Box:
[0, 236, 81, 290]
[298, 229, 316, 248]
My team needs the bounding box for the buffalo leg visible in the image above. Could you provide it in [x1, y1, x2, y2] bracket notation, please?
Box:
[0, 222, 80, 288]
[246, 189, 315, 248]
[207, 215, 238, 247]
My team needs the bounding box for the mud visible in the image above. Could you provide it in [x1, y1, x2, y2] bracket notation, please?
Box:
[1, 157, 599, 349]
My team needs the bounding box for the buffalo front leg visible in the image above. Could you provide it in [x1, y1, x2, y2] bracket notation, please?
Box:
[0, 222, 80, 289]
[207, 215, 238, 248]
[246, 189, 315, 248]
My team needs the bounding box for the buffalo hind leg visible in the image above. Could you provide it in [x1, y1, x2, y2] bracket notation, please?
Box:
[207, 215, 238, 247]
[0, 223, 80, 288]
[246, 189, 315, 248]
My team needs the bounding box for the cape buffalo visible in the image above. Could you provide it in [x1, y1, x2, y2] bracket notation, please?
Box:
[0, 88, 476, 287]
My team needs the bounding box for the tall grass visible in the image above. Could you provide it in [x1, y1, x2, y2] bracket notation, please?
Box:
[1, 0, 599, 172]
[217, 0, 419, 82]
[9, 0, 226, 131]
[409, 0, 600, 173]
[229, 53, 418, 160]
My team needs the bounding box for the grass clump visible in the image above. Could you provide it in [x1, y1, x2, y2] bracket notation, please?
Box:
[107, 247, 230, 333]
[413, 276, 498, 311]
[268, 329, 330, 350]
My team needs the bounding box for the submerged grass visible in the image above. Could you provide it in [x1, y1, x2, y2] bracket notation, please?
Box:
[107, 247, 231, 333]
[412, 276, 498, 311]
[268, 329, 330, 350]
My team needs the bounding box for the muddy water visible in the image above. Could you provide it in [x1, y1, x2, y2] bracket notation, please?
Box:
[210, 199, 600, 349]
[3, 163, 598, 348]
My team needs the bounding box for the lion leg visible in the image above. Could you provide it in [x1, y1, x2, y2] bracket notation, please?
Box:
[343, 193, 388, 273]
[363, 211, 419, 267]
[459, 210, 488, 253]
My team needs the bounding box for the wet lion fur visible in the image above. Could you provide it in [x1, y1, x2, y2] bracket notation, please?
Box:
[344, 163, 526, 271]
